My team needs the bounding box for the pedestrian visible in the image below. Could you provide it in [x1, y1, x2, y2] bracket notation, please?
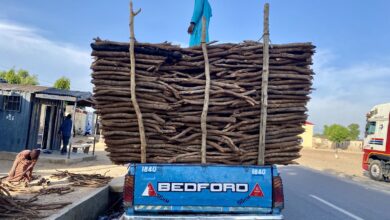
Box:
[84, 122, 91, 136]
[59, 114, 72, 155]
[188, 0, 212, 47]
[6, 149, 41, 183]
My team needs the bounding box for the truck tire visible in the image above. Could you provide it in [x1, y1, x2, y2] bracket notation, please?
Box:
[369, 160, 384, 181]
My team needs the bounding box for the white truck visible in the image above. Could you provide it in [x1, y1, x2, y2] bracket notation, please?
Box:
[362, 103, 390, 181]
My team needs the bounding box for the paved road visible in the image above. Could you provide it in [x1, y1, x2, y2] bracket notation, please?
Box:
[280, 166, 390, 220]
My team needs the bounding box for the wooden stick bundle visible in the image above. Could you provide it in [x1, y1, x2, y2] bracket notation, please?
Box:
[91, 39, 315, 165]
[51, 170, 113, 188]
[0, 184, 70, 218]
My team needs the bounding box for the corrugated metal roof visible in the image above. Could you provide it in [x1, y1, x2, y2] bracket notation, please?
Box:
[0, 83, 49, 93]
[0, 83, 91, 100]
[37, 87, 91, 100]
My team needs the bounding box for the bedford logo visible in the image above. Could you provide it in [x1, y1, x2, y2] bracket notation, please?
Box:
[142, 183, 170, 203]
[249, 183, 264, 197]
[142, 183, 157, 197]
[237, 183, 264, 205]
[157, 183, 249, 193]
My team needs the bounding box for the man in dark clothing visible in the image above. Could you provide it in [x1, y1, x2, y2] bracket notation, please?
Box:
[59, 114, 72, 154]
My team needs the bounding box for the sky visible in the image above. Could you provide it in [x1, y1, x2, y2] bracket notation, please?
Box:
[0, 0, 389, 134]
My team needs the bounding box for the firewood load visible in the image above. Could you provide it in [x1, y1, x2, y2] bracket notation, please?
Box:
[90, 39, 315, 165]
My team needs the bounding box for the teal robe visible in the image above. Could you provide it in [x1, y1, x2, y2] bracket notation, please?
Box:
[189, 0, 212, 47]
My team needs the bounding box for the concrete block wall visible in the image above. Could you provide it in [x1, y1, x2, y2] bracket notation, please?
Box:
[313, 137, 363, 152]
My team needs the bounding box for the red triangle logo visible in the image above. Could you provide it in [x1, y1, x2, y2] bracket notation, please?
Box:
[142, 183, 157, 197]
[249, 184, 264, 197]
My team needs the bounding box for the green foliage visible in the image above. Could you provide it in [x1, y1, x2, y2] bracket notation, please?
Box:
[17, 69, 29, 79]
[0, 68, 38, 85]
[348, 123, 360, 140]
[53, 77, 71, 90]
[323, 125, 330, 137]
[323, 123, 361, 142]
[323, 124, 350, 143]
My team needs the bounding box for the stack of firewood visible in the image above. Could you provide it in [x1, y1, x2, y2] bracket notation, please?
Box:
[0, 185, 70, 219]
[51, 170, 113, 188]
[91, 39, 315, 165]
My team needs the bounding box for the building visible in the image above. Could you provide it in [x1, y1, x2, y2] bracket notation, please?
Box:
[299, 121, 314, 148]
[0, 83, 91, 152]
[65, 106, 95, 136]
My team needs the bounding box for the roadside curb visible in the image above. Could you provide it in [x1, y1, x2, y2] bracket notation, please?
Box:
[39, 155, 97, 165]
[47, 186, 109, 220]
[110, 176, 125, 193]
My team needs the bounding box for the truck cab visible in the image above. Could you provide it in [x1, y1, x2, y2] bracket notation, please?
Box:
[362, 103, 390, 181]
[121, 164, 284, 220]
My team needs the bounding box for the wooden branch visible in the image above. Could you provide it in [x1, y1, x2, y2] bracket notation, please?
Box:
[90, 21, 316, 166]
[258, 3, 270, 165]
[201, 16, 211, 164]
[129, 0, 147, 163]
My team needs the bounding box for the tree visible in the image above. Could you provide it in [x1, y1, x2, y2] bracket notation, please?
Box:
[326, 124, 350, 143]
[323, 125, 330, 137]
[326, 124, 350, 158]
[53, 77, 71, 90]
[324, 124, 350, 143]
[348, 123, 360, 140]
[323, 124, 350, 154]
[0, 68, 38, 85]
[3, 69, 21, 84]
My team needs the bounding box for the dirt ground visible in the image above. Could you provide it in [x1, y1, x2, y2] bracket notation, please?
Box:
[0, 141, 367, 218]
[297, 148, 364, 177]
[0, 142, 127, 179]
[0, 139, 127, 219]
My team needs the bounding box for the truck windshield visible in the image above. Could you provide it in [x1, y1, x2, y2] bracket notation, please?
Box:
[365, 121, 376, 136]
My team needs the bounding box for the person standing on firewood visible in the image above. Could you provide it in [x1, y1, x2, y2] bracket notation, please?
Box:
[6, 149, 41, 183]
[188, 0, 212, 47]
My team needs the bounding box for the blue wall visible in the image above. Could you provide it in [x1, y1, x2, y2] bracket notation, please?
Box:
[0, 91, 32, 152]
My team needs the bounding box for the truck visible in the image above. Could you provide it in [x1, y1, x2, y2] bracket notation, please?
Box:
[362, 103, 390, 181]
[121, 164, 284, 219]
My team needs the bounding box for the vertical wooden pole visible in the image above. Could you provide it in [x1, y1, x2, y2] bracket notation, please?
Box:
[129, 0, 146, 163]
[258, 3, 270, 165]
[68, 100, 77, 159]
[201, 17, 210, 164]
[92, 113, 98, 156]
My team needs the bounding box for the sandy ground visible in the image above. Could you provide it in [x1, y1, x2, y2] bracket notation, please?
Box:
[0, 139, 127, 219]
[297, 148, 364, 177]
[0, 142, 127, 180]
[0, 142, 366, 218]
